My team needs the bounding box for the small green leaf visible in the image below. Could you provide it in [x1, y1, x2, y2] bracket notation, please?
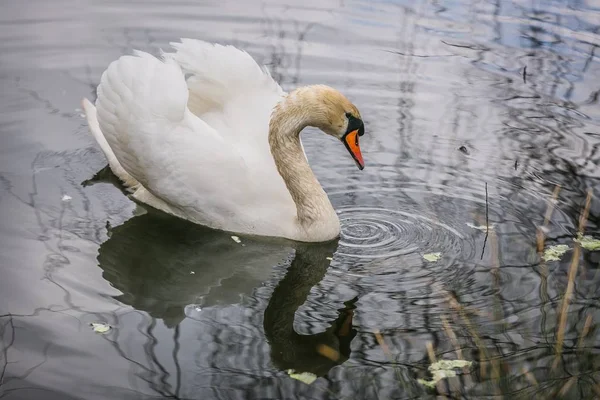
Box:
[90, 322, 111, 334]
[287, 370, 317, 385]
[418, 359, 472, 388]
[430, 359, 472, 371]
[574, 234, 600, 251]
[423, 252, 442, 262]
[542, 244, 570, 262]
[417, 378, 438, 388]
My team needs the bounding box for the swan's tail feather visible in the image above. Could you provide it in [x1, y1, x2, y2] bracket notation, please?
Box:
[81, 98, 141, 191]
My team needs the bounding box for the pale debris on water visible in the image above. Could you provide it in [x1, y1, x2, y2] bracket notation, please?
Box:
[132, 204, 148, 217]
[466, 222, 496, 232]
[431, 359, 472, 370]
[231, 236, 241, 244]
[574, 234, 600, 251]
[90, 322, 111, 334]
[61, 194, 72, 202]
[287, 370, 317, 385]
[423, 252, 442, 262]
[543, 244, 570, 262]
[326, 257, 333, 261]
[418, 359, 472, 388]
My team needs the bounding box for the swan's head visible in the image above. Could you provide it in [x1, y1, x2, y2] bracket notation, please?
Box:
[272, 85, 366, 170]
[314, 86, 366, 170]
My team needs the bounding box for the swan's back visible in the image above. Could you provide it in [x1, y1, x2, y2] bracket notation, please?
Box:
[85, 40, 298, 237]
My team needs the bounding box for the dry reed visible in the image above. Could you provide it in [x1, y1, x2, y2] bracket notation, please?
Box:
[554, 189, 592, 370]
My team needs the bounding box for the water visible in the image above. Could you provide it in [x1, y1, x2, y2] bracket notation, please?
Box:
[1, 0, 600, 398]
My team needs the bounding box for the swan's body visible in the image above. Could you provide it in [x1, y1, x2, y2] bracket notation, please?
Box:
[83, 39, 365, 242]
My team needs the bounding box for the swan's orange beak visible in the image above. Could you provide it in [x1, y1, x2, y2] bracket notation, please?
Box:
[343, 129, 364, 170]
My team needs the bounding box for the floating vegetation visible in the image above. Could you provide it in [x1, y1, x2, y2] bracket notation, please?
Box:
[542, 244, 570, 262]
[423, 252, 442, 262]
[418, 359, 472, 388]
[90, 322, 111, 334]
[287, 370, 317, 385]
[132, 204, 148, 216]
[466, 222, 495, 232]
[574, 234, 600, 251]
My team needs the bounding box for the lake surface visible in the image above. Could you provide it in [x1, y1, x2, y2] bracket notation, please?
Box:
[1, 0, 600, 399]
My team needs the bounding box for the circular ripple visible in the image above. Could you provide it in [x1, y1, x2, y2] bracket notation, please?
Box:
[336, 206, 466, 259]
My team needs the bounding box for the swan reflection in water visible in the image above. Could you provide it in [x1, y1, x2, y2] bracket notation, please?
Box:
[264, 240, 357, 376]
[96, 208, 357, 378]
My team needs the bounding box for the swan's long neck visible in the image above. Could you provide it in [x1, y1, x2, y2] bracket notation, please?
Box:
[268, 88, 338, 233]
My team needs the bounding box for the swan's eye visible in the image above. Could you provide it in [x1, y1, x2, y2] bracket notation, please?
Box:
[345, 113, 364, 136]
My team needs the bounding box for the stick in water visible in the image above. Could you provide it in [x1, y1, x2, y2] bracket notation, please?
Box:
[481, 182, 489, 260]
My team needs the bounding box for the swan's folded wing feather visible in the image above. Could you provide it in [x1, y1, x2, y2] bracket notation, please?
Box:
[95, 52, 189, 186]
[164, 40, 286, 165]
[94, 51, 252, 227]
[165, 39, 284, 114]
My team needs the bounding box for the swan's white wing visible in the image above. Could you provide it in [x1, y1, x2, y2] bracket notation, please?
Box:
[95, 51, 256, 229]
[164, 39, 299, 221]
[164, 40, 287, 166]
[165, 39, 284, 116]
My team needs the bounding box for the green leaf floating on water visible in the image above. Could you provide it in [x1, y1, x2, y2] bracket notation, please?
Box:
[574, 234, 600, 251]
[431, 359, 472, 370]
[542, 244, 570, 262]
[418, 359, 472, 388]
[423, 252, 442, 262]
[90, 322, 111, 334]
[287, 370, 317, 385]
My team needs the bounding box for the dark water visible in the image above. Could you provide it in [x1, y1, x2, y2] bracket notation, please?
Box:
[1, 0, 600, 399]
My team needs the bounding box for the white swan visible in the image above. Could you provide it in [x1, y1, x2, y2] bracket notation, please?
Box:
[82, 39, 365, 242]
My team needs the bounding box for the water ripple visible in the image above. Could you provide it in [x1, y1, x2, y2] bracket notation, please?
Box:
[337, 206, 465, 259]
